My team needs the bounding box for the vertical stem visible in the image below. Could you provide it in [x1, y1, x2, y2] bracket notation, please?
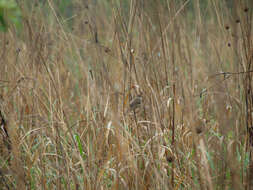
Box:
[170, 0, 176, 185]
[172, 83, 175, 188]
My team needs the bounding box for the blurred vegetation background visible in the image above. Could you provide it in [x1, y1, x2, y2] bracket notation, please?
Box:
[0, 0, 253, 189]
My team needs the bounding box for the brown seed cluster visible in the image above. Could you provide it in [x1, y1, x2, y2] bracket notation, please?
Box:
[195, 126, 203, 134]
[166, 156, 174, 163]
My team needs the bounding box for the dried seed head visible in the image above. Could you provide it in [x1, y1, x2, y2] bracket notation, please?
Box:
[225, 25, 229, 30]
[166, 156, 173, 163]
[244, 7, 249, 12]
[195, 126, 203, 134]
[104, 47, 110, 53]
[236, 19, 240, 23]
[132, 85, 142, 96]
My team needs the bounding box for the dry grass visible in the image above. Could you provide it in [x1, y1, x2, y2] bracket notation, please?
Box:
[0, 0, 253, 189]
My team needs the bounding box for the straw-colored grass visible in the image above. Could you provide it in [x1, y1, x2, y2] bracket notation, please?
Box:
[0, 0, 252, 189]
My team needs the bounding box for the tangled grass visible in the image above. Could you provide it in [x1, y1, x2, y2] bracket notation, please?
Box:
[0, 0, 252, 189]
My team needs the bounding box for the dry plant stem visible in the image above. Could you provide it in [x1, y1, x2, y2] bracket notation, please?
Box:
[157, 4, 168, 86]
[127, 0, 138, 99]
[113, 9, 129, 114]
[199, 138, 214, 190]
[9, 117, 26, 190]
[169, 1, 177, 186]
[193, 142, 205, 190]
[171, 83, 175, 188]
[228, 141, 244, 190]
[239, 5, 253, 189]
[1, 0, 253, 189]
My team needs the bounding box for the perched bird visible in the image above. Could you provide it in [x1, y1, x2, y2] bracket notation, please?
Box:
[129, 95, 142, 111]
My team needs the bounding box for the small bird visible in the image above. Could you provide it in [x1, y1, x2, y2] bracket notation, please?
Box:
[129, 95, 142, 111]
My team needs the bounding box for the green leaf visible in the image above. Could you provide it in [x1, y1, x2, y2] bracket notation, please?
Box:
[0, 0, 22, 32]
[74, 134, 86, 160]
[0, 14, 7, 31]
